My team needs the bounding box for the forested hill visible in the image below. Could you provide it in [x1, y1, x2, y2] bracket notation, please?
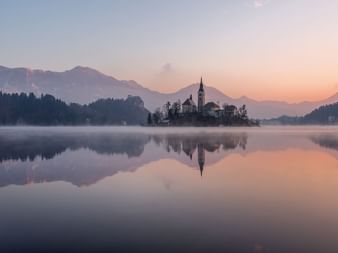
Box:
[0, 92, 149, 125]
[302, 102, 338, 124]
[263, 102, 338, 125]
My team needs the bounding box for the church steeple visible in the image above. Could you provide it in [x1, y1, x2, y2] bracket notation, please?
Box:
[199, 77, 204, 91]
[197, 77, 205, 113]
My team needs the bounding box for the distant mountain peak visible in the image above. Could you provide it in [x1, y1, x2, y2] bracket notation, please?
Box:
[69, 65, 94, 72]
[68, 66, 103, 76]
[71, 65, 92, 71]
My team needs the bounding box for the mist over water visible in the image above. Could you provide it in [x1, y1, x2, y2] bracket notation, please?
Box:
[0, 126, 337, 252]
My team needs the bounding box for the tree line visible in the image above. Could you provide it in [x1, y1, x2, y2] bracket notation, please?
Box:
[302, 102, 338, 124]
[0, 92, 149, 125]
[262, 102, 338, 125]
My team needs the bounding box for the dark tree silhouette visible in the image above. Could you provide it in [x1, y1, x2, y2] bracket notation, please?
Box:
[0, 92, 149, 125]
[302, 102, 338, 124]
[147, 113, 153, 125]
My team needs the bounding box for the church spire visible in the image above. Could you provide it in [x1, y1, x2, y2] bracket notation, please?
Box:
[199, 77, 204, 91]
[197, 77, 205, 113]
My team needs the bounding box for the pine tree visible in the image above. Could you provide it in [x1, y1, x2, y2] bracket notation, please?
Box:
[147, 113, 153, 125]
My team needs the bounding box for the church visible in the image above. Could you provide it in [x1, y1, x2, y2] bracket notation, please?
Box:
[151, 77, 254, 126]
[182, 78, 221, 117]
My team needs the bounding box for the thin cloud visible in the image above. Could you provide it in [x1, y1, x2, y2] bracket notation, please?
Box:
[161, 63, 173, 73]
[149, 63, 191, 92]
[253, 0, 271, 8]
[151, 62, 178, 88]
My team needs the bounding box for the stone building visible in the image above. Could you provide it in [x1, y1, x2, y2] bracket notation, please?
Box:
[182, 94, 197, 113]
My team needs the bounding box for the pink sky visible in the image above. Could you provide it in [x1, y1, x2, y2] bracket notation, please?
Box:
[2, 0, 338, 102]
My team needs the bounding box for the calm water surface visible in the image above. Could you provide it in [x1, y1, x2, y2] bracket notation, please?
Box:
[0, 126, 337, 252]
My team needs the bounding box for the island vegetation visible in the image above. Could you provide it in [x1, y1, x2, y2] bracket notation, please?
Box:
[147, 102, 258, 126]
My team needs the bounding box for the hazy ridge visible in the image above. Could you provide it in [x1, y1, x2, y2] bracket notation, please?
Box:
[1, 65, 337, 119]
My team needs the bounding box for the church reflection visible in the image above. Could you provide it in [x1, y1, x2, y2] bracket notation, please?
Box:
[198, 143, 205, 176]
[0, 131, 248, 187]
[155, 133, 248, 176]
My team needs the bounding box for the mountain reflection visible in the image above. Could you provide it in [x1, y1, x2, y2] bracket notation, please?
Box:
[0, 131, 247, 187]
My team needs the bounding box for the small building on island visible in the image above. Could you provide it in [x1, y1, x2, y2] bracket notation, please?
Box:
[182, 95, 197, 113]
[204, 101, 221, 117]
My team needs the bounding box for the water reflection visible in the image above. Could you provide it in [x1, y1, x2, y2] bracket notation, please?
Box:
[0, 128, 337, 187]
[310, 134, 338, 151]
[0, 132, 150, 162]
[0, 127, 338, 252]
[0, 130, 248, 186]
[153, 133, 247, 176]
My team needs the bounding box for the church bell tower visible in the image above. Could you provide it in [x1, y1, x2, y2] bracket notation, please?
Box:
[197, 77, 205, 113]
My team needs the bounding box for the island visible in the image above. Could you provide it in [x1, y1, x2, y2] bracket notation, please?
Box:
[147, 78, 259, 127]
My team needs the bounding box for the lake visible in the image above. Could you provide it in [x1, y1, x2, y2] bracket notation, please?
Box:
[0, 126, 337, 252]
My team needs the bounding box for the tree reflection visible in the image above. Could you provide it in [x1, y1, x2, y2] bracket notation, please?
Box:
[310, 134, 338, 151]
[0, 131, 247, 187]
[0, 133, 150, 162]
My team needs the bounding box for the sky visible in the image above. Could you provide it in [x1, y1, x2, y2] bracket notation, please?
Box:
[1, 0, 338, 102]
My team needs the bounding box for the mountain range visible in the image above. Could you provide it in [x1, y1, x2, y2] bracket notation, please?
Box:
[0, 65, 337, 119]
